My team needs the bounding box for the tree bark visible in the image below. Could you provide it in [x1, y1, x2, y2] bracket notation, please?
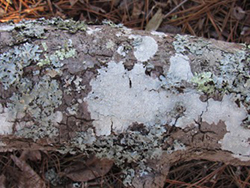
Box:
[0, 18, 250, 187]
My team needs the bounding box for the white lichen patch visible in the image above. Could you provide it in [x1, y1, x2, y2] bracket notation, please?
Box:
[151, 31, 168, 38]
[85, 61, 207, 136]
[130, 35, 158, 62]
[0, 25, 15, 31]
[117, 46, 127, 57]
[168, 53, 193, 82]
[86, 27, 101, 35]
[53, 111, 63, 123]
[0, 105, 13, 134]
[106, 40, 115, 50]
[202, 95, 249, 160]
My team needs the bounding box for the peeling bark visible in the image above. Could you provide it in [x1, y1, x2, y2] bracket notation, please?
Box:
[0, 18, 250, 187]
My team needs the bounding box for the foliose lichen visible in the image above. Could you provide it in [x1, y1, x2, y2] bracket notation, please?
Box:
[8, 75, 62, 139]
[71, 124, 168, 165]
[173, 34, 210, 55]
[71, 123, 185, 185]
[48, 17, 87, 33]
[14, 21, 47, 40]
[102, 19, 124, 28]
[191, 72, 216, 94]
[0, 42, 42, 90]
[38, 39, 76, 67]
[0, 24, 81, 139]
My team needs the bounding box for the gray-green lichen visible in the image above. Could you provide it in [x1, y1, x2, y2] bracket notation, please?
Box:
[0, 42, 41, 89]
[0, 36, 77, 139]
[3, 18, 87, 44]
[191, 72, 216, 94]
[173, 34, 249, 98]
[70, 124, 185, 185]
[173, 34, 211, 55]
[14, 21, 47, 40]
[48, 17, 87, 33]
[102, 19, 124, 28]
[38, 39, 76, 67]
[8, 75, 62, 139]
[71, 124, 169, 165]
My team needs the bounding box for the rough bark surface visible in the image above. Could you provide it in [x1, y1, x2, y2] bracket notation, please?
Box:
[0, 18, 250, 187]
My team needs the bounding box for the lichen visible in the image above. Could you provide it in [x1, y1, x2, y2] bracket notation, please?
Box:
[7, 76, 62, 139]
[85, 61, 207, 135]
[66, 103, 79, 116]
[191, 72, 216, 94]
[0, 42, 42, 90]
[0, 34, 77, 139]
[129, 35, 158, 62]
[202, 94, 249, 157]
[37, 39, 76, 67]
[71, 123, 186, 185]
[0, 104, 14, 134]
[167, 53, 193, 83]
[102, 19, 123, 28]
[8, 17, 86, 44]
[12, 20, 47, 42]
[48, 17, 87, 33]
[173, 34, 210, 55]
[72, 123, 169, 165]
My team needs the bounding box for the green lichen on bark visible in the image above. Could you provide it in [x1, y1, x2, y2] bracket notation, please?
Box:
[37, 39, 76, 67]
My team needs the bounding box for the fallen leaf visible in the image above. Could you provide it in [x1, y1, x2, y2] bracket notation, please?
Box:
[0, 174, 6, 188]
[20, 150, 41, 162]
[64, 157, 113, 182]
[131, 1, 144, 20]
[11, 155, 46, 188]
[146, 8, 164, 31]
[0, 8, 5, 18]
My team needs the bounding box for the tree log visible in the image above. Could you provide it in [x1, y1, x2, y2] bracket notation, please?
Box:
[0, 18, 250, 187]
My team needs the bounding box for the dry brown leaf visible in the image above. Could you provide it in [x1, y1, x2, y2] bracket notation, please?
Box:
[146, 8, 164, 31]
[69, 0, 78, 7]
[0, 174, 6, 188]
[11, 155, 46, 188]
[89, 5, 106, 14]
[64, 158, 113, 182]
[0, 8, 5, 18]
[131, 1, 144, 20]
[20, 150, 41, 162]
